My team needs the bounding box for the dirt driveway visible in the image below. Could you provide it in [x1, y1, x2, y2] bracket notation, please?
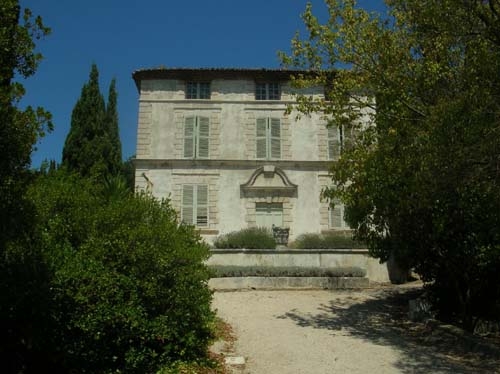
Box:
[212, 285, 500, 374]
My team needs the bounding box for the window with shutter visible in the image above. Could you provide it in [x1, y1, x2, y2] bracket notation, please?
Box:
[197, 116, 210, 158]
[329, 199, 348, 229]
[184, 117, 195, 158]
[270, 118, 281, 159]
[255, 117, 281, 160]
[328, 126, 341, 160]
[196, 185, 208, 226]
[256, 118, 268, 159]
[181, 184, 209, 227]
[328, 124, 357, 159]
[184, 116, 210, 159]
[181, 185, 194, 225]
[343, 126, 357, 152]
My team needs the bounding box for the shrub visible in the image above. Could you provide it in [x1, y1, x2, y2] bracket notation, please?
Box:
[210, 265, 366, 278]
[213, 227, 276, 249]
[27, 172, 215, 372]
[290, 231, 365, 249]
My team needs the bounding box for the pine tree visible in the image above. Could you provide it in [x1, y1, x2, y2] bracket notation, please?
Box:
[62, 64, 122, 178]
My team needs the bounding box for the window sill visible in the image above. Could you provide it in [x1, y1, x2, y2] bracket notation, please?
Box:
[196, 229, 219, 235]
[321, 229, 353, 234]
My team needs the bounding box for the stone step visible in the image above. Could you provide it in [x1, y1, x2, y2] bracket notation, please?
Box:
[209, 276, 369, 290]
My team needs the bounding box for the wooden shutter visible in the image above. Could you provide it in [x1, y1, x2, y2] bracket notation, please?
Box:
[196, 185, 208, 226]
[270, 118, 281, 159]
[343, 126, 356, 152]
[256, 118, 268, 159]
[197, 116, 210, 158]
[184, 117, 195, 158]
[330, 199, 344, 228]
[182, 185, 194, 224]
[328, 126, 341, 160]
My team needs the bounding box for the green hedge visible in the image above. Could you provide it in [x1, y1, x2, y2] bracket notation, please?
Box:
[210, 265, 366, 278]
[25, 172, 215, 373]
[213, 227, 276, 249]
[290, 231, 365, 249]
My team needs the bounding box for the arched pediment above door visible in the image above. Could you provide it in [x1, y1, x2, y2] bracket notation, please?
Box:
[240, 165, 298, 198]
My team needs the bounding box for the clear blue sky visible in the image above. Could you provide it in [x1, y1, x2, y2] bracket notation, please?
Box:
[20, 0, 386, 168]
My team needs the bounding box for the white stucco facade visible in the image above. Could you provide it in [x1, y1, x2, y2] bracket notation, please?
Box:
[132, 68, 358, 243]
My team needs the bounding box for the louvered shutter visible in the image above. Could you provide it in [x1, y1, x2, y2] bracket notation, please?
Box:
[270, 118, 281, 159]
[328, 126, 341, 160]
[182, 185, 194, 224]
[343, 126, 356, 152]
[256, 118, 268, 159]
[196, 185, 208, 226]
[330, 199, 344, 228]
[197, 116, 210, 158]
[184, 117, 195, 158]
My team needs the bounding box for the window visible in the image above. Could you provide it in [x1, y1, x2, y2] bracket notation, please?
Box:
[255, 82, 280, 100]
[182, 184, 208, 227]
[256, 117, 281, 159]
[256, 203, 283, 228]
[184, 116, 209, 159]
[186, 82, 210, 99]
[327, 125, 354, 160]
[327, 126, 341, 160]
[329, 199, 348, 229]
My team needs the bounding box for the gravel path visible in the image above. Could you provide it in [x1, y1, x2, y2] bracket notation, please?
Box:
[212, 286, 500, 374]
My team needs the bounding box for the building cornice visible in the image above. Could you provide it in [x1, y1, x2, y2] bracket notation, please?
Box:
[133, 158, 333, 171]
[132, 67, 329, 92]
[138, 99, 297, 106]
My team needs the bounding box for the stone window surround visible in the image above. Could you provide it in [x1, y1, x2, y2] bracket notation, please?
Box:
[317, 122, 329, 161]
[242, 165, 296, 235]
[318, 174, 349, 231]
[245, 196, 294, 236]
[136, 102, 152, 158]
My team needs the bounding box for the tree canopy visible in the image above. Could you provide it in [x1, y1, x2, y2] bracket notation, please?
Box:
[281, 0, 500, 330]
[0, 1, 53, 370]
[0, 0, 51, 245]
[0, 4, 216, 371]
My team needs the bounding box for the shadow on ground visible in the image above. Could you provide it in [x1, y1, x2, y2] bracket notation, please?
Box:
[277, 286, 500, 374]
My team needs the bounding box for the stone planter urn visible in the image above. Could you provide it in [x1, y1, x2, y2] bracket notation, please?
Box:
[272, 225, 290, 246]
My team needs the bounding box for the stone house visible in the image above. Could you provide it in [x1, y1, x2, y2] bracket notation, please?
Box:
[132, 67, 364, 244]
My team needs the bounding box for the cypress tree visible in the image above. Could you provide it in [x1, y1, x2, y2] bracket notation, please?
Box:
[105, 78, 122, 175]
[63, 63, 120, 178]
[63, 64, 105, 176]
